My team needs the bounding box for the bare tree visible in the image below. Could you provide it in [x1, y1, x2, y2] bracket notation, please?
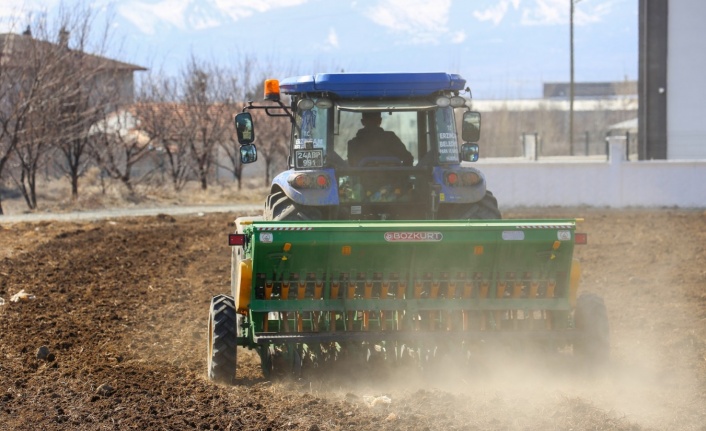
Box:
[216, 55, 276, 190]
[49, 7, 140, 200]
[253, 109, 290, 186]
[132, 74, 194, 192]
[174, 57, 237, 191]
[11, 101, 53, 209]
[0, 59, 33, 214]
[217, 112, 246, 189]
[0, 21, 59, 213]
[0, 4, 140, 212]
[88, 106, 156, 194]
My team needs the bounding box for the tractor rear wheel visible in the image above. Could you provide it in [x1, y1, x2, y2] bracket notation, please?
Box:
[264, 191, 323, 221]
[207, 294, 239, 383]
[574, 293, 610, 363]
[444, 190, 501, 220]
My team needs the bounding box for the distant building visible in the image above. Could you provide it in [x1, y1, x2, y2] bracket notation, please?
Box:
[639, 0, 706, 160]
[0, 30, 146, 106]
[543, 81, 637, 100]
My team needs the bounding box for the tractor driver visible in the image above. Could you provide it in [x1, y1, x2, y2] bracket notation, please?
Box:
[347, 112, 414, 167]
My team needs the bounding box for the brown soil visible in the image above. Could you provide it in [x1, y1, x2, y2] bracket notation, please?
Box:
[1, 208, 705, 430]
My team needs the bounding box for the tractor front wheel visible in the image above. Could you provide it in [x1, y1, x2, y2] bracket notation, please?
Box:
[207, 294, 239, 383]
[574, 293, 610, 364]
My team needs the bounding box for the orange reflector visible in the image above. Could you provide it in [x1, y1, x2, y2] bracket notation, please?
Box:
[283, 242, 292, 252]
[474, 245, 484, 255]
[462, 172, 481, 185]
[552, 240, 561, 250]
[293, 174, 308, 188]
[342, 245, 352, 256]
[228, 234, 245, 246]
[264, 79, 280, 101]
[575, 232, 588, 244]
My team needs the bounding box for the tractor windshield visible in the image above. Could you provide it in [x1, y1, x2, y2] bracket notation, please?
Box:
[335, 104, 460, 167]
[293, 101, 461, 168]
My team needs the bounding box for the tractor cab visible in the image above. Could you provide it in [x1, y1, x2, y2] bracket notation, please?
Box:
[234, 72, 494, 221]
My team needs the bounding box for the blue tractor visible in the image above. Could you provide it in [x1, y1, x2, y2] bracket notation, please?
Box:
[235, 72, 500, 221]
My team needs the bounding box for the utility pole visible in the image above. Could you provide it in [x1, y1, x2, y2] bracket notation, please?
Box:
[570, 0, 576, 155]
[570, 0, 583, 156]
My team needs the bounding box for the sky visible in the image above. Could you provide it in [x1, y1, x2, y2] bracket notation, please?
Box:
[1, 0, 638, 99]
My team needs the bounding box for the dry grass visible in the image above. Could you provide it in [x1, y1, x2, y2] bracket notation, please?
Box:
[2, 168, 270, 216]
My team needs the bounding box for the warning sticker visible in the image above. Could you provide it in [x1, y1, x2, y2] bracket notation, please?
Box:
[384, 232, 443, 242]
[260, 233, 273, 243]
[557, 230, 571, 241]
[502, 231, 525, 241]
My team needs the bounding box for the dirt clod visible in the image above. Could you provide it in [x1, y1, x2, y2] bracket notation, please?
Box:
[35, 346, 50, 361]
[96, 384, 115, 397]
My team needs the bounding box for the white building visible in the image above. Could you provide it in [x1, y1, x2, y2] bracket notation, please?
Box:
[640, 0, 706, 160]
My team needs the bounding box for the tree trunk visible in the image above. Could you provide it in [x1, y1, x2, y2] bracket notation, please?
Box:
[19, 170, 34, 210]
[265, 159, 272, 186]
[29, 168, 37, 210]
[71, 175, 79, 200]
[199, 165, 208, 190]
[121, 176, 134, 193]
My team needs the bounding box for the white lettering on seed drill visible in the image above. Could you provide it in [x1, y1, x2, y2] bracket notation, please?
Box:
[502, 231, 525, 241]
[557, 230, 571, 241]
[260, 233, 273, 243]
[384, 232, 443, 242]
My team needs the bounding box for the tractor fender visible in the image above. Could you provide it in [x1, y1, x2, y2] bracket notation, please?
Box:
[432, 166, 487, 204]
[271, 169, 340, 206]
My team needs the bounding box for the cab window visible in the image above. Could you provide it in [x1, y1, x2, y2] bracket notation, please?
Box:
[294, 105, 328, 152]
[435, 106, 460, 163]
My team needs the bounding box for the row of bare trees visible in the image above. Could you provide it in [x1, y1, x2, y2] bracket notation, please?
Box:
[0, 7, 292, 215]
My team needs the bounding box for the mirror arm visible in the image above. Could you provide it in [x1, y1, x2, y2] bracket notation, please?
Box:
[244, 100, 294, 122]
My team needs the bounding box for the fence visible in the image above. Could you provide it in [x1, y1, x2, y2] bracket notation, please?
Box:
[519, 131, 637, 160]
[477, 137, 706, 208]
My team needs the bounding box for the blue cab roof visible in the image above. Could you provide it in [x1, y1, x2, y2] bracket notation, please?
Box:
[279, 72, 466, 98]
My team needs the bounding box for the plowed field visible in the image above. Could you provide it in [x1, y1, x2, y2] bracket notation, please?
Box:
[1, 209, 705, 430]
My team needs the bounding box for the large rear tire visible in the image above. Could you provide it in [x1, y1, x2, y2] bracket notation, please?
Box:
[264, 190, 323, 221]
[207, 294, 238, 383]
[444, 190, 501, 220]
[574, 293, 610, 363]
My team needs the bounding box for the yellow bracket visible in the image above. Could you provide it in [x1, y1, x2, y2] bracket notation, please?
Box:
[236, 259, 252, 313]
[569, 259, 582, 308]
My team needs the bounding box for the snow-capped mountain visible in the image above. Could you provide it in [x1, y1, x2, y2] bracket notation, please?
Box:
[4, 0, 638, 98]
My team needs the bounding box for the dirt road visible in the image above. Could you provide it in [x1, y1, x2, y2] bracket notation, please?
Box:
[1, 209, 704, 430]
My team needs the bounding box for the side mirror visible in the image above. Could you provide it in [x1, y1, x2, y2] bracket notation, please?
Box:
[234, 112, 255, 145]
[461, 143, 479, 162]
[462, 111, 481, 143]
[240, 144, 258, 164]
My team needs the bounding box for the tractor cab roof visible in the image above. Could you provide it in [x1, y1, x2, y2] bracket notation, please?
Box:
[279, 72, 466, 99]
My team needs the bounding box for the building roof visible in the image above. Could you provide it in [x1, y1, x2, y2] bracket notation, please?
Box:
[470, 97, 637, 112]
[608, 118, 638, 131]
[543, 81, 637, 99]
[0, 32, 146, 71]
